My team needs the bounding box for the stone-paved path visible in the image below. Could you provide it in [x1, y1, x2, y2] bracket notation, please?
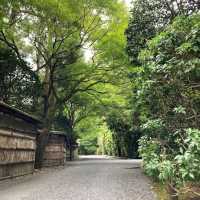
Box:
[0, 155, 157, 200]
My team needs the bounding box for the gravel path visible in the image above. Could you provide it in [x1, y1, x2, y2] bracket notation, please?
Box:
[0, 155, 157, 200]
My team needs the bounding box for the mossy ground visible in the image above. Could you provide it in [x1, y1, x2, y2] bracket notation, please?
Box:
[153, 183, 171, 200]
[153, 183, 200, 200]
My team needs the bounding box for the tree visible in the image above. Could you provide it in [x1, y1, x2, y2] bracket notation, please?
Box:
[126, 0, 200, 196]
[0, 44, 41, 111]
[0, 0, 125, 167]
[135, 14, 200, 197]
[125, 0, 199, 65]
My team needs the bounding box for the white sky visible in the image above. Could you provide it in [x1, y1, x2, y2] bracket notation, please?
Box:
[124, 0, 132, 7]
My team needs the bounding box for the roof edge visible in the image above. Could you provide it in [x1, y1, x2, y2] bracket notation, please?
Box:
[0, 101, 42, 124]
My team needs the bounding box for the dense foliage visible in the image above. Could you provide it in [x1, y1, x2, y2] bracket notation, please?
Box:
[128, 12, 200, 197]
[0, 45, 41, 111]
[125, 0, 199, 65]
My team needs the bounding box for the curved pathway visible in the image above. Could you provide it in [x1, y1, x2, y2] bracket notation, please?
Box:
[0, 155, 157, 200]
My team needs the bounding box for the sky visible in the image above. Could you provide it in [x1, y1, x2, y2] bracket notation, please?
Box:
[124, 0, 131, 7]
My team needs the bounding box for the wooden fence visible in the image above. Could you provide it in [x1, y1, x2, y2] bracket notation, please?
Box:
[42, 131, 66, 167]
[0, 102, 41, 180]
[0, 102, 79, 180]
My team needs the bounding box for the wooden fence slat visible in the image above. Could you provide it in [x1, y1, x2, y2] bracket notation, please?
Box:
[0, 128, 35, 140]
[0, 128, 36, 180]
[0, 134, 35, 150]
[42, 133, 66, 167]
[0, 150, 35, 163]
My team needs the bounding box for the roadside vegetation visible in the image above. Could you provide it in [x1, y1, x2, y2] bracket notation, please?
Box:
[126, 1, 200, 199]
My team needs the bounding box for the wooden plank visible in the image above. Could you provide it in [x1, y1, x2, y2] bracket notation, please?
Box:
[0, 128, 36, 140]
[0, 150, 35, 163]
[45, 144, 63, 152]
[0, 113, 37, 133]
[41, 134, 67, 168]
[0, 160, 34, 165]
[0, 134, 36, 150]
[43, 152, 64, 160]
[0, 147, 35, 151]
[0, 162, 34, 179]
[0, 129, 36, 180]
[10, 163, 34, 177]
[0, 103, 40, 180]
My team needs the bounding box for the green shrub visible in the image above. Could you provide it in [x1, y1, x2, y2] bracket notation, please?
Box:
[139, 128, 200, 189]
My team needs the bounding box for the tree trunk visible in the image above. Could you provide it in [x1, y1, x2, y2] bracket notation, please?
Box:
[35, 66, 55, 168]
[69, 147, 73, 161]
[35, 128, 49, 168]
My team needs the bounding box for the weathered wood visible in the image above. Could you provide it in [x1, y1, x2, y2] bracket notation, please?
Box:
[0, 160, 34, 165]
[0, 102, 40, 180]
[42, 132, 66, 167]
[0, 128, 36, 140]
[45, 144, 63, 152]
[0, 162, 34, 180]
[0, 128, 36, 180]
[0, 149, 35, 163]
[0, 131, 36, 150]
[0, 113, 38, 134]
[44, 152, 64, 160]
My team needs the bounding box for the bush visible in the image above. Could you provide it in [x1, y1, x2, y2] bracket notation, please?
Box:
[139, 127, 200, 198]
[175, 129, 200, 185]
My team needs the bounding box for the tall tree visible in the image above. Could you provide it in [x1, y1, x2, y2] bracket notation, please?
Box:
[0, 0, 127, 167]
[125, 0, 199, 65]
[131, 14, 200, 197]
